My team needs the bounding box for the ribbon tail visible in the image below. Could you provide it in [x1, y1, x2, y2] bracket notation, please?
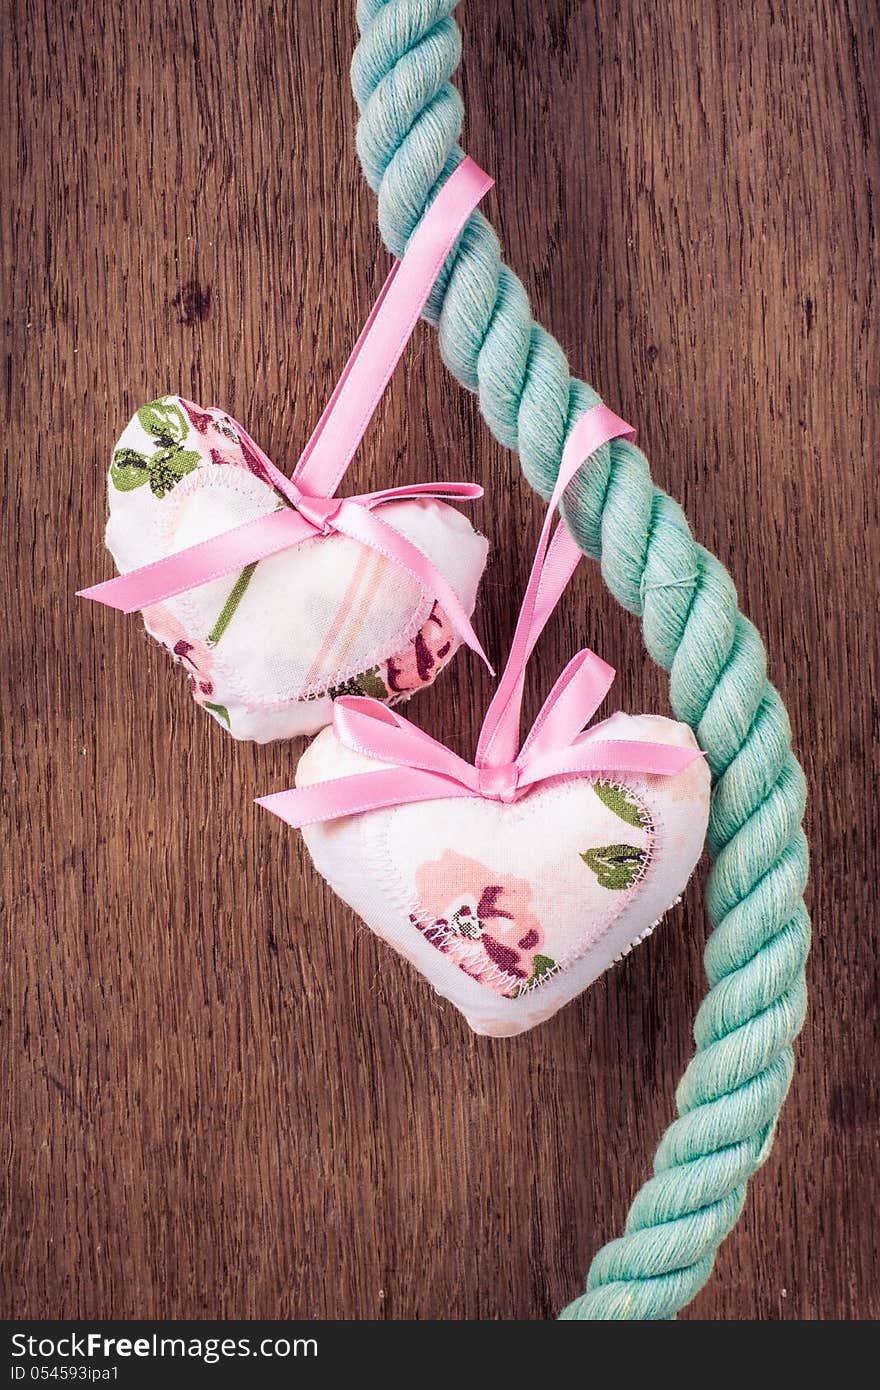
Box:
[358, 481, 484, 506]
[257, 767, 474, 830]
[332, 502, 494, 673]
[77, 508, 314, 612]
[517, 739, 705, 790]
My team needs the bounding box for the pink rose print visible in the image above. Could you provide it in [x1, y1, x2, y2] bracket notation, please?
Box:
[179, 397, 273, 484]
[385, 602, 456, 696]
[413, 850, 555, 997]
[179, 399, 217, 436]
[141, 603, 217, 705]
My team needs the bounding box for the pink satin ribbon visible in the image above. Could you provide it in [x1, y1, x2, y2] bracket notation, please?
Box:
[78, 157, 495, 667]
[258, 404, 705, 830]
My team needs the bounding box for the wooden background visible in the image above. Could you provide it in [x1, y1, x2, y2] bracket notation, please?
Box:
[3, 0, 878, 1321]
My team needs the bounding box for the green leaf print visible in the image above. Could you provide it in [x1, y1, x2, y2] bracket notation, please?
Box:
[327, 666, 388, 700]
[145, 446, 200, 498]
[110, 447, 151, 491]
[203, 701, 231, 729]
[513, 952, 557, 997]
[592, 781, 648, 828]
[581, 843, 647, 890]
[530, 953, 556, 982]
[137, 398, 188, 445]
[110, 398, 199, 498]
[356, 667, 389, 699]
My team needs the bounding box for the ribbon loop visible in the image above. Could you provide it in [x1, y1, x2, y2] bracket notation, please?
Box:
[518, 649, 616, 766]
[333, 696, 480, 787]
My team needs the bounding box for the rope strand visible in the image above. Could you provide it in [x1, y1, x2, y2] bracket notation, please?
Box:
[351, 0, 810, 1320]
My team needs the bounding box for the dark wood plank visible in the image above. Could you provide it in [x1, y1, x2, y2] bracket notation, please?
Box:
[2, 0, 877, 1320]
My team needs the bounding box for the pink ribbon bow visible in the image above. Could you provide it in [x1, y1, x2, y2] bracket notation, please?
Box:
[258, 404, 704, 832]
[78, 158, 495, 670]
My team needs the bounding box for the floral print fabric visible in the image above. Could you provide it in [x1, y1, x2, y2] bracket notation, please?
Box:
[414, 850, 554, 996]
[295, 710, 710, 1035]
[411, 782, 652, 997]
[103, 396, 488, 741]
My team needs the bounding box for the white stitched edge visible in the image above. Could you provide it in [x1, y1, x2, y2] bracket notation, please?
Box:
[126, 464, 470, 708]
[360, 776, 659, 1001]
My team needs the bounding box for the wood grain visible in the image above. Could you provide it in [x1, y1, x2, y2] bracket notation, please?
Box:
[2, 0, 877, 1320]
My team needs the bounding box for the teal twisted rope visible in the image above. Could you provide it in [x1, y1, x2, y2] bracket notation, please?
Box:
[351, 0, 811, 1320]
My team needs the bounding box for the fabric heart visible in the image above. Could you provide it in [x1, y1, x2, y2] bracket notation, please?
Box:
[79, 159, 495, 742]
[102, 395, 488, 741]
[293, 709, 708, 1035]
[258, 405, 711, 1035]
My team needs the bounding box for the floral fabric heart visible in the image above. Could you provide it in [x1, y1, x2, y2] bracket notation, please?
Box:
[292, 709, 709, 1035]
[104, 397, 488, 742]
